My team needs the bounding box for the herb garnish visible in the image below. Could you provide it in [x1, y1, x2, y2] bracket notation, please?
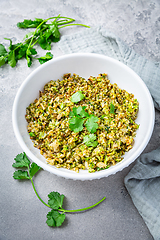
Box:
[12, 153, 106, 227]
[71, 91, 85, 103]
[69, 92, 99, 146]
[0, 16, 89, 68]
[110, 102, 115, 114]
[69, 106, 99, 134]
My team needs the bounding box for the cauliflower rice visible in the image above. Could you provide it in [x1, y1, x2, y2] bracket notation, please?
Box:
[25, 73, 139, 173]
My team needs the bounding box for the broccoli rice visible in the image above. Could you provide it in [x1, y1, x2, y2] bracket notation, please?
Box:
[25, 73, 139, 173]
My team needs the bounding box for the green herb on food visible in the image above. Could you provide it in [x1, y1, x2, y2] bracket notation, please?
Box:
[71, 91, 85, 103]
[69, 106, 99, 134]
[12, 152, 106, 227]
[83, 134, 98, 147]
[0, 15, 89, 68]
[69, 92, 99, 146]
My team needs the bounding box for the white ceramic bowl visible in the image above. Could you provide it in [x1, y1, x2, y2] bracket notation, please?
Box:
[12, 53, 155, 180]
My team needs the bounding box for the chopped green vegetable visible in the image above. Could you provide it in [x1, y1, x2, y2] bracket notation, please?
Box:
[0, 16, 89, 68]
[71, 91, 85, 103]
[17, 18, 44, 28]
[0, 44, 8, 56]
[110, 102, 115, 114]
[12, 153, 106, 227]
[69, 106, 89, 118]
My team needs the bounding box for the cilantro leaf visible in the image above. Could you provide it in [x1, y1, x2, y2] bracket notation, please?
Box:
[29, 162, 41, 178]
[0, 44, 8, 56]
[8, 50, 16, 67]
[23, 31, 34, 40]
[83, 134, 98, 147]
[69, 106, 89, 118]
[48, 191, 65, 210]
[1, 16, 89, 68]
[46, 210, 65, 227]
[38, 36, 51, 50]
[26, 54, 32, 67]
[69, 116, 84, 133]
[49, 24, 60, 42]
[13, 170, 30, 180]
[17, 18, 44, 28]
[29, 132, 36, 137]
[110, 102, 115, 114]
[85, 115, 99, 133]
[71, 91, 85, 103]
[38, 52, 53, 64]
[12, 152, 30, 168]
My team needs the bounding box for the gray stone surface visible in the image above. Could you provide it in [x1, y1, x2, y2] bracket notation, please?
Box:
[0, 0, 160, 239]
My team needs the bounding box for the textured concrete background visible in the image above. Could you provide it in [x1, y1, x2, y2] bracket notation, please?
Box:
[1, 0, 160, 240]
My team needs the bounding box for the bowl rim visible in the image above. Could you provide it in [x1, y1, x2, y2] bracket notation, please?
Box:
[12, 52, 155, 180]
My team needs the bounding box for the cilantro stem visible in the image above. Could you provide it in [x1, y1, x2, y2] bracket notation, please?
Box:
[27, 166, 50, 208]
[57, 19, 74, 25]
[30, 178, 50, 208]
[59, 23, 90, 28]
[59, 197, 106, 213]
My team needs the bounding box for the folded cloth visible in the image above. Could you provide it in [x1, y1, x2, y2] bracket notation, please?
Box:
[124, 148, 160, 240]
[58, 27, 160, 240]
[58, 27, 160, 111]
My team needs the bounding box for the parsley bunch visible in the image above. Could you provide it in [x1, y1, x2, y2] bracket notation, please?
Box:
[0, 15, 89, 68]
[69, 91, 99, 147]
[13, 153, 106, 227]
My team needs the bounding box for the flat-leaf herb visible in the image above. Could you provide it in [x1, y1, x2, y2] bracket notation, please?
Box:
[1, 16, 89, 68]
[12, 153, 106, 227]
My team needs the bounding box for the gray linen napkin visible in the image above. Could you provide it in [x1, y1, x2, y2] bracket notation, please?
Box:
[58, 27, 160, 240]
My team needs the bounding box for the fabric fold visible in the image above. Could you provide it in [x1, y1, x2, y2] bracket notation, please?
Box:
[124, 148, 160, 240]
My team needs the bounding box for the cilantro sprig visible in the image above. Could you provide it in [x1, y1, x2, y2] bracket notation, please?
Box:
[12, 153, 106, 227]
[69, 106, 99, 133]
[69, 92, 99, 147]
[0, 16, 89, 68]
